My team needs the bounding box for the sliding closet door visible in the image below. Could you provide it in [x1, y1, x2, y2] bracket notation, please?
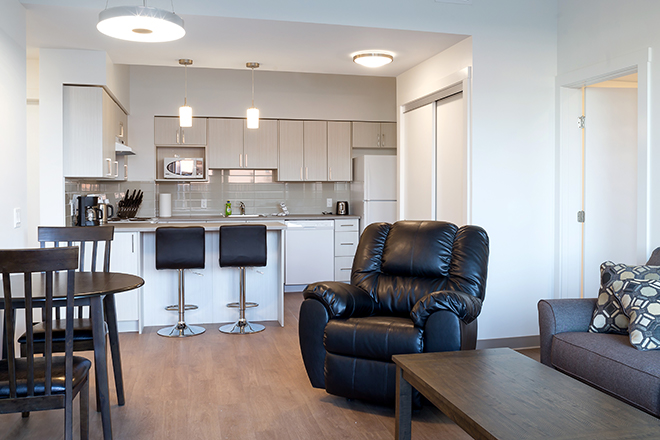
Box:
[401, 103, 435, 220]
[436, 92, 467, 225]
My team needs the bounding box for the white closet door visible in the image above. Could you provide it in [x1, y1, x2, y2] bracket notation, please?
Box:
[583, 87, 638, 297]
[436, 92, 467, 226]
[401, 103, 435, 220]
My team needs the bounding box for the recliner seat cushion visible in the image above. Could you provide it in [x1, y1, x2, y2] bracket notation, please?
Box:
[324, 316, 423, 362]
[551, 332, 660, 416]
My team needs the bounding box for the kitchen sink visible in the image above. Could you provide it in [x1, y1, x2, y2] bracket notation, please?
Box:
[227, 214, 264, 218]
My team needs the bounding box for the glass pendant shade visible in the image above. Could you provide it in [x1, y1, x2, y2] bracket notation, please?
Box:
[179, 105, 192, 127]
[97, 6, 185, 43]
[247, 107, 260, 129]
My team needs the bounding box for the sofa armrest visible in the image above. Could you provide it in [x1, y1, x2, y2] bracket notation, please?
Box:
[410, 290, 482, 328]
[303, 282, 375, 319]
[537, 298, 596, 366]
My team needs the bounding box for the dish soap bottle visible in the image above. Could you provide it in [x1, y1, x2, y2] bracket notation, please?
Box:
[225, 200, 232, 217]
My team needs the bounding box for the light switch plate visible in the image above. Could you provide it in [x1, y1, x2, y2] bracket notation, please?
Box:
[14, 208, 21, 228]
[327, 198, 333, 208]
[201, 199, 207, 209]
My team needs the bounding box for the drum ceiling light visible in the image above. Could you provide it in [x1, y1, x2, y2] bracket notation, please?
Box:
[97, 2, 185, 43]
[352, 52, 394, 68]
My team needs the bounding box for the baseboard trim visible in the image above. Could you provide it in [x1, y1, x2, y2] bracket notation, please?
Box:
[476, 335, 540, 350]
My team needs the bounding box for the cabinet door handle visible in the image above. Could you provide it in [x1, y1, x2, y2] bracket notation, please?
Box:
[114, 161, 119, 178]
[245, 154, 248, 168]
[176, 128, 180, 144]
[306, 167, 309, 180]
[119, 122, 124, 138]
[105, 158, 112, 176]
[329, 167, 332, 180]
[340, 242, 355, 246]
[381, 134, 385, 147]
[377, 133, 380, 147]
[131, 235, 135, 253]
[181, 128, 185, 144]
[239, 154, 242, 167]
[124, 163, 128, 180]
[300, 167, 303, 180]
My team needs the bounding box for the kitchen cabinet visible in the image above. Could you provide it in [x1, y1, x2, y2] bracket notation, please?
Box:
[243, 119, 278, 168]
[110, 231, 142, 332]
[327, 121, 352, 181]
[352, 121, 397, 149]
[277, 120, 329, 181]
[207, 118, 244, 168]
[333, 219, 359, 282]
[63, 86, 126, 179]
[154, 116, 207, 146]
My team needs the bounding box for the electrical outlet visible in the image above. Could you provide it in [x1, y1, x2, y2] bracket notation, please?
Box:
[13, 208, 21, 229]
[327, 198, 333, 208]
[201, 199, 207, 209]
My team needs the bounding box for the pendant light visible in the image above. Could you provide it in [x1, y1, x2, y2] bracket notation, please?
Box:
[353, 52, 394, 68]
[97, 1, 185, 43]
[179, 59, 193, 128]
[246, 62, 260, 129]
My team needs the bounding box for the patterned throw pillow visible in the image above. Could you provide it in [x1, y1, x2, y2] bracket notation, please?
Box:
[589, 262, 660, 334]
[616, 279, 660, 351]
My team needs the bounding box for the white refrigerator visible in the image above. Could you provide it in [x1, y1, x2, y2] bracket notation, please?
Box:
[351, 155, 397, 233]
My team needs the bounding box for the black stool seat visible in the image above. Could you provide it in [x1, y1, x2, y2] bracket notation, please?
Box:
[219, 225, 267, 334]
[155, 226, 206, 338]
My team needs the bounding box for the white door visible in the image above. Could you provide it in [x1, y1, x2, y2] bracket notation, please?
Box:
[401, 103, 435, 220]
[436, 92, 467, 225]
[583, 87, 638, 297]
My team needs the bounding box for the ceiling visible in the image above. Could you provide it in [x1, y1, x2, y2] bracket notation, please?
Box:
[21, 1, 468, 76]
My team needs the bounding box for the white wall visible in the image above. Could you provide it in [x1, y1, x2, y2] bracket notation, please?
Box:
[0, 0, 27, 248]
[396, 4, 557, 342]
[557, 0, 660, 255]
[128, 65, 396, 181]
[38, 49, 129, 228]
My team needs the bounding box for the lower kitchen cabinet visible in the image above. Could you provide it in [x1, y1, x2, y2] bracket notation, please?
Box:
[110, 231, 142, 332]
[334, 219, 359, 282]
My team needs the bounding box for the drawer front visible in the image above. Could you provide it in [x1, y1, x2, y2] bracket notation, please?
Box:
[334, 218, 359, 232]
[335, 231, 358, 256]
[334, 256, 354, 282]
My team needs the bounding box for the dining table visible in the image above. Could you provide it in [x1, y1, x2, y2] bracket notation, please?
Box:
[1, 271, 144, 440]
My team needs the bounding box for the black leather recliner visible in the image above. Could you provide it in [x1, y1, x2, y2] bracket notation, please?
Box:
[298, 221, 489, 405]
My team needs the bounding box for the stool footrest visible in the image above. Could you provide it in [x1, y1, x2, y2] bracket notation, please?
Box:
[165, 304, 198, 311]
[226, 302, 258, 309]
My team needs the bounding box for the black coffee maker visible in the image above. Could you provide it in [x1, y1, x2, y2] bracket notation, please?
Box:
[77, 196, 101, 226]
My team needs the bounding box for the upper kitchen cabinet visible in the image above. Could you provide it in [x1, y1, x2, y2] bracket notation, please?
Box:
[352, 121, 397, 149]
[207, 118, 244, 168]
[208, 118, 277, 169]
[278, 120, 304, 180]
[303, 121, 328, 181]
[277, 120, 328, 181]
[327, 121, 351, 181]
[63, 85, 126, 179]
[154, 116, 207, 146]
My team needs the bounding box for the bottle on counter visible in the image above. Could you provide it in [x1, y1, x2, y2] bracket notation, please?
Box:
[225, 200, 232, 216]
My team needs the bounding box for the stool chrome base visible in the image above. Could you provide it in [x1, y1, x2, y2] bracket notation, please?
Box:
[219, 320, 264, 334]
[157, 323, 206, 338]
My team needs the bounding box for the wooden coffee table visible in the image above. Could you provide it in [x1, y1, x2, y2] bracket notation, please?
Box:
[393, 348, 660, 440]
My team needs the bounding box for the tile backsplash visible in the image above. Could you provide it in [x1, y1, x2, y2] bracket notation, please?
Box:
[65, 170, 350, 223]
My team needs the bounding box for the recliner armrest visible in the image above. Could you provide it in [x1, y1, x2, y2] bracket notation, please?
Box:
[410, 290, 482, 328]
[303, 282, 375, 319]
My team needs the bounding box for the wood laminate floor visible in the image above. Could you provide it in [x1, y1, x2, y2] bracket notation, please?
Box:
[0, 292, 539, 440]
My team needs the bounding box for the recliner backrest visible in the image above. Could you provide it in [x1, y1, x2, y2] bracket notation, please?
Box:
[351, 221, 489, 315]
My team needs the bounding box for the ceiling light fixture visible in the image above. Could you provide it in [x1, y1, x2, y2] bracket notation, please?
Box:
[246, 62, 260, 130]
[352, 52, 394, 68]
[179, 59, 193, 127]
[97, 1, 185, 43]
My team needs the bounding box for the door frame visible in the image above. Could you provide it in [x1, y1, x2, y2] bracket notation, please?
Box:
[555, 49, 651, 299]
[398, 67, 472, 223]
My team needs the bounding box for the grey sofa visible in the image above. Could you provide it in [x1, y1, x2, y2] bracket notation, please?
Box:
[538, 298, 660, 417]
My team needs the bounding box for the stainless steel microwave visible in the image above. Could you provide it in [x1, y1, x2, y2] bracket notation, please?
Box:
[164, 157, 204, 179]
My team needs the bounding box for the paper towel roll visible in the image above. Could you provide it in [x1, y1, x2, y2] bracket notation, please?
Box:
[159, 193, 172, 218]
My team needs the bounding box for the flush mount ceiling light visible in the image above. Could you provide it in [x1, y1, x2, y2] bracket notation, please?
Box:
[352, 52, 394, 68]
[178, 59, 193, 127]
[97, 1, 185, 43]
[246, 62, 260, 130]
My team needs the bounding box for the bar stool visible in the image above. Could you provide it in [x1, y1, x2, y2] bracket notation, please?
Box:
[219, 224, 267, 334]
[156, 226, 206, 337]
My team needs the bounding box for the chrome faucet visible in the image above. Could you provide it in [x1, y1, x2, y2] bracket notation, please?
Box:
[239, 201, 246, 215]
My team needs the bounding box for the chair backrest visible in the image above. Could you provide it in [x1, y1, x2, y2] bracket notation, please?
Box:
[0, 247, 78, 403]
[219, 224, 267, 268]
[38, 226, 114, 273]
[351, 221, 489, 315]
[155, 226, 205, 270]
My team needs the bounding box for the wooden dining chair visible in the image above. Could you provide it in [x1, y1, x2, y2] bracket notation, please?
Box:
[17, 225, 125, 407]
[0, 247, 90, 440]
